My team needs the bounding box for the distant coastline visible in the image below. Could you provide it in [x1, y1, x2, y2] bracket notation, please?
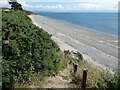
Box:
[44, 16, 118, 38]
[35, 12, 118, 36]
[29, 14, 118, 71]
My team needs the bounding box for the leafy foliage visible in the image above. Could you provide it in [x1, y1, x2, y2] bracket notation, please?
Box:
[98, 72, 120, 90]
[9, 0, 23, 10]
[2, 10, 60, 88]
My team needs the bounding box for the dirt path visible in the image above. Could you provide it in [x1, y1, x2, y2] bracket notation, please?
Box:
[42, 64, 73, 88]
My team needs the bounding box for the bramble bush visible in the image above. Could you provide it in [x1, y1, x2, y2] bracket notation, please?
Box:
[2, 10, 60, 88]
[98, 72, 120, 90]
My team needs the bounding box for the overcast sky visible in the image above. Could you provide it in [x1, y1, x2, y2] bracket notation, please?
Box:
[0, 0, 119, 12]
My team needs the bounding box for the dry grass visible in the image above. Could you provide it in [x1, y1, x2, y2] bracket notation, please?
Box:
[56, 51, 71, 71]
[15, 51, 114, 88]
[15, 51, 71, 88]
[63, 51, 114, 88]
[69, 59, 113, 88]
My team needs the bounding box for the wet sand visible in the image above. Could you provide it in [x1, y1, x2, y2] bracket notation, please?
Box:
[29, 14, 118, 72]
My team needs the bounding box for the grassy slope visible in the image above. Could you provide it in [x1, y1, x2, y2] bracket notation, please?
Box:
[2, 9, 63, 88]
[2, 9, 120, 89]
[62, 51, 120, 89]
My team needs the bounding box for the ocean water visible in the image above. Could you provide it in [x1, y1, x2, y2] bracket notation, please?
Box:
[36, 12, 118, 36]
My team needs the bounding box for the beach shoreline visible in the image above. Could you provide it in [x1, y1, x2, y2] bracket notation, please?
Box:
[39, 14, 118, 38]
[28, 14, 118, 72]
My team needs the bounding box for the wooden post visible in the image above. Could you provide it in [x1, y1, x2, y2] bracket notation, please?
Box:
[73, 63, 78, 74]
[82, 68, 88, 90]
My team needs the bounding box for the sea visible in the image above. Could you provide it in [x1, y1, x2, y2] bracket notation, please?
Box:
[35, 12, 118, 36]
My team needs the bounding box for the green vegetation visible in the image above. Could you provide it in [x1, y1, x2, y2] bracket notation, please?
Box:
[9, 0, 23, 10]
[64, 51, 120, 89]
[98, 72, 120, 89]
[2, 9, 60, 88]
[0, 8, 2, 86]
[2, 8, 120, 89]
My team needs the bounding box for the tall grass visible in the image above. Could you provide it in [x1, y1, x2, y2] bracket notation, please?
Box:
[64, 51, 120, 89]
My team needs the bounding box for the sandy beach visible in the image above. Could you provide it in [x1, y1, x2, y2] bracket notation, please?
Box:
[29, 14, 118, 72]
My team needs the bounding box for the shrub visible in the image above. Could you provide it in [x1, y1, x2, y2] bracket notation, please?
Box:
[2, 10, 60, 88]
[98, 72, 120, 89]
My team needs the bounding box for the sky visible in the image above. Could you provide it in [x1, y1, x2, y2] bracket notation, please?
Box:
[0, 0, 119, 12]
